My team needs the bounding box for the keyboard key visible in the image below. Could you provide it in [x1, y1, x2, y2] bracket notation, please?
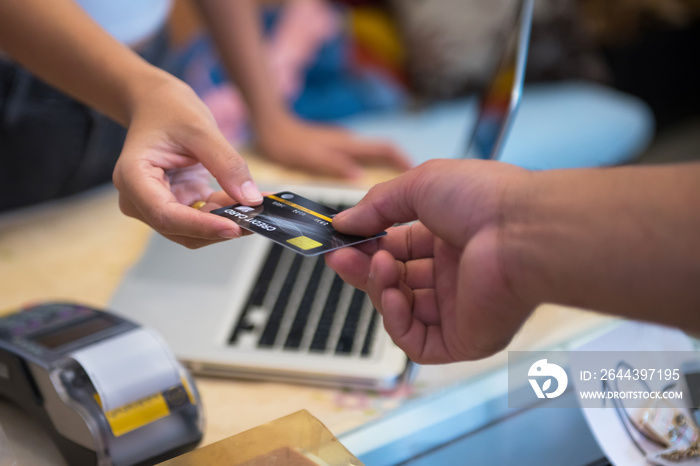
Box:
[259, 253, 304, 347]
[249, 244, 284, 307]
[309, 274, 344, 352]
[284, 255, 326, 349]
[361, 310, 378, 357]
[229, 244, 283, 344]
[335, 288, 366, 354]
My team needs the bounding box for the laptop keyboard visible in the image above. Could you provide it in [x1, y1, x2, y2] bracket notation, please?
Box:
[228, 236, 379, 358]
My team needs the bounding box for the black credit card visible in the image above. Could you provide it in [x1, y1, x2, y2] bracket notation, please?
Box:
[212, 192, 386, 256]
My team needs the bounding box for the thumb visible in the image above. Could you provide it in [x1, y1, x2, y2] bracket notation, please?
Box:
[333, 160, 487, 247]
[333, 168, 423, 236]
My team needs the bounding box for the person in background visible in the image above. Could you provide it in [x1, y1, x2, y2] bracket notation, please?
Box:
[180, 0, 409, 150]
[0, 0, 409, 248]
[325, 159, 700, 364]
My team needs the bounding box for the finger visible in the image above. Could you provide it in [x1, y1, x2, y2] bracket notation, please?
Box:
[203, 189, 275, 208]
[116, 159, 245, 241]
[402, 258, 435, 290]
[325, 247, 372, 291]
[340, 224, 435, 266]
[368, 250, 449, 363]
[120, 186, 244, 241]
[158, 232, 230, 249]
[381, 287, 452, 364]
[206, 190, 235, 208]
[125, 192, 237, 248]
[366, 249, 406, 313]
[326, 236, 434, 292]
[375, 223, 435, 262]
[303, 147, 364, 179]
[317, 126, 411, 170]
[199, 192, 255, 237]
[379, 286, 417, 349]
[342, 138, 413, 171]
[450, 232, 526, 360]
[152, 202, 246, 240]
[333, 160, 494, 248]
[187, 130, 263, 206]
[370, 251, 439, 319]
[335, 223, 433, 260]
[332, 169, 424, 236]
[411, 289, 441, 325]
[343, 237, 380, 256]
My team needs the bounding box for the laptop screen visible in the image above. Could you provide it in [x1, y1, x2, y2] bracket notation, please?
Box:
[465, 0, 534, 160]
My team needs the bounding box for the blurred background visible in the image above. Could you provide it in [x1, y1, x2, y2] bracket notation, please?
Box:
[169, 0, 700, 166]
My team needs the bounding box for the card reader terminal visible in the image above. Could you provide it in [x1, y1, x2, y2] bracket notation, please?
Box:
[0, 302, 203, 466]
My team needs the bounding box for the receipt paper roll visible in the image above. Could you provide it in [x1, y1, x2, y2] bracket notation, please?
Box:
[70, 327, 181, 412]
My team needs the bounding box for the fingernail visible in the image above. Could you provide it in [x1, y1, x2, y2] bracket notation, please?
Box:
[241, 181, 263, 203]
[219, 229, 240, 239]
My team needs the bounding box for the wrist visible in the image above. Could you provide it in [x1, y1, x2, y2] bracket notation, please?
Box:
[122, 66, 185, 125]
[498, 170, 559, 311]
[251, 104, 294, 135]
[499, 168, 614, 312]
[496, 163, 700, 330]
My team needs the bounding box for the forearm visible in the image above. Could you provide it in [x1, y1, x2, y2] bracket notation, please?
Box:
[195, 0, 288, 127]
[504, 162, 700, 330]
[0, 0, 172, 126]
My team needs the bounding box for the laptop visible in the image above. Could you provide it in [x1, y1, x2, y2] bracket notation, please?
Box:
[109, 0, 533, 390]
[465, 0, 533, 160]
[339, 0, 533, 165]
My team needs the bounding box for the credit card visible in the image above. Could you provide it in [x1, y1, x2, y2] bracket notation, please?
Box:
[212, 192, 386, 256]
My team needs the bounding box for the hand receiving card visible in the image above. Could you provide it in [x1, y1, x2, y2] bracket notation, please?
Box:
[212, 192, 386, 256]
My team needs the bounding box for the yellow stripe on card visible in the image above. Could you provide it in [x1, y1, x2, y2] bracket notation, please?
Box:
[267, 195, 333, 223]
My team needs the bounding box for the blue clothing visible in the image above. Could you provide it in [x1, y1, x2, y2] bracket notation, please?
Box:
[176, 6, 406, 125]
[339, 81, 655, 170]
[76, 0, 171, 45]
